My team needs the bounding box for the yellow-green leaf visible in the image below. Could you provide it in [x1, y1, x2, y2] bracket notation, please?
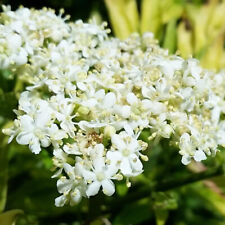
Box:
[163, 19, 177, 54]
[104, 0, 139, 39]
[123, 0, 139, 33]
[200, 34, 225, 70]
[0, 210, 23, 225]
[160, 0, 183, 24]
[154, 209, 168, 225]
[140, 0, 161, 36]
[177, 21, 193, 58]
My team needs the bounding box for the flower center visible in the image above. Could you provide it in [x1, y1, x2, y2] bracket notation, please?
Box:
[96, 172, 105, 181]
[122, 148, 130, 157]
[34, 128, 43, 138]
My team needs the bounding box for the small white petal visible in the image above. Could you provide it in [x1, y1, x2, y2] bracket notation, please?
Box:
[82, 170, 96, 182]
[20, 115, 34, 130]
[93, 156, 105, 171]
[53, 148, 66, 160]
[55, 195, 67, 207]
[123, 123, 134, 136]
[130, 154, 143, 172]
[70, 189, 82, 205]
[104, 92, 116, 108]
[45, 80, 62, 93]
[63, 163, 75, 180]
[86, 181, 101, 197]
[181, 155, 191, 165]
[35, 111, 51, 127]
[51, 168, 63, 178]
[111, 134, 126, 150]
[57, 179, 73, 193]
[106, 151, 122, 164]
[105, 165, 118, 177]
[40, 137, 51, 147]
[126, 92, 138, 105]
[121, 105, 131, 118]
[29, 138, 41, 154]
[16, 132, 33, 145]
[102, 179, 115, 196]
[120, 158, 132, 176]
[77, 82, 87, 91]
[63, 144, 81, 155]
[193, 150, 207, 162]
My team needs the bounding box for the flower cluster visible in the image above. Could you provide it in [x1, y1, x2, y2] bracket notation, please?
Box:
[2, 6, 225, 206]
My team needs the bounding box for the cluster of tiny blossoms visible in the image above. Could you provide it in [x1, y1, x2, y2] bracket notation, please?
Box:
[2, 6, 225, 206]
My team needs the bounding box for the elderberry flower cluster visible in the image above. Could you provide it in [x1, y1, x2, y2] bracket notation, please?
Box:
[2, 6, 225, 206]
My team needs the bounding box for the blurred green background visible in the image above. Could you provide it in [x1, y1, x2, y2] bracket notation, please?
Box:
[0, 0, 225, 225]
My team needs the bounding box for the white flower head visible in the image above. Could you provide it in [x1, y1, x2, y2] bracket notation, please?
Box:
[2, 6, 225, 207]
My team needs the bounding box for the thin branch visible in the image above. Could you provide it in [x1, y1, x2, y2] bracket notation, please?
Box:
[105, 165, 225, 213]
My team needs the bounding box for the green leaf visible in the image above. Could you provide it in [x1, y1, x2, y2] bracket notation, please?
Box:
[190, 183, 225, 218]
[0, 69, 15, 92]
[113, 200, 153, 225]
[0, 143, 8, 212]
[0, 90, 17, 119]
[116, 182, 128, 196]
[177, 21, 193, 58]
[104, 0, 139, 39]
[154, 209, 168, 225]
[163, 19, 177, 54]
[152, 192, 178, 225]
[0, 209, 23, 225]
[152, 192, 178, 211]
[140, 0, 161, 36]
[161, 0, 183, 24]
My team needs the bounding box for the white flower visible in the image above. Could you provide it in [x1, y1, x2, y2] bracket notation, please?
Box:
[51, 95, 76, 137]
[55, 162, 86, 207]
[82, 144, 118, 197]
[16, 113, 52, 154]
[3, 6, 225, 206]
[107, 132, 143, 176]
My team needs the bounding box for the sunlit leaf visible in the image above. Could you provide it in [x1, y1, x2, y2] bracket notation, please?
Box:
[154, 209, 168, 225]
[140, 0, 161, 36]
[177, 21, 193, 58]
[0, 209, 23, 225]
[163, 19, 177, 54]
[104, 0, 138, 39]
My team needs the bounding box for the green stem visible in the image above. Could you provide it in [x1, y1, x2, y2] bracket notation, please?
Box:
[153, 165, 224, 191]
[106, 165, 225, 213]
[0, 142, 8, 212]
